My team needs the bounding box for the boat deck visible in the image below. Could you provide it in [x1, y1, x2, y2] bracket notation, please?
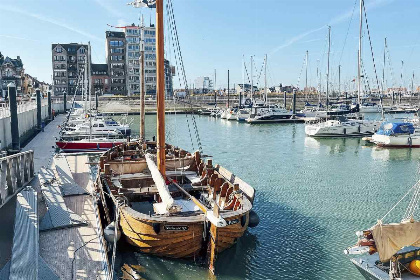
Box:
[20, 115, 109, 280]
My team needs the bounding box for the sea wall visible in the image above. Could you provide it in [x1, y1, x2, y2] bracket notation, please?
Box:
[0, 101, 69, 150]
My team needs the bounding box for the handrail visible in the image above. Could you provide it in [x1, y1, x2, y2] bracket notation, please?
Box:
[0, 150, 34, 208]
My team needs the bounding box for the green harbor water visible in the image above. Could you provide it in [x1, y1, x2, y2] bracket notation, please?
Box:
[114, 114, 419, 280]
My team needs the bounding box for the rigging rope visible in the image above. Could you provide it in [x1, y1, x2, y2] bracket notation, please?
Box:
[386, 42, 396, 88]
[363, 1, 381, 94]
[380, 182, 419, 222]
[167, 0, 203, 154]
[403, 180, 420, 221]
[339, 0, 357, 65]
[243, 60, 251, 84]
[165, 0, 195, 151]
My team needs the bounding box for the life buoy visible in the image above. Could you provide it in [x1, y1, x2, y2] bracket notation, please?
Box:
[244, 98, 252, 106]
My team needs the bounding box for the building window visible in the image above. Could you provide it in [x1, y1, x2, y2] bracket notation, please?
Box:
[55, 46, 63, 53]
[79, 48, 86, 54]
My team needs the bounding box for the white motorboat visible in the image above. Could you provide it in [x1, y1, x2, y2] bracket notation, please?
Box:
[246, 106, 293, 124]
[359, 102, 381, 113]
[62, 120, 124, 137]
[370, 122, 420, 147]
[305, 118, 381, 137]
[220, 109, 228, 119]
[225, 108, 238, 120]
[236, 108, 250, 122]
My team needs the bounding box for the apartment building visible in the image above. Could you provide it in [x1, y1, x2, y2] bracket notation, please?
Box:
[51, 43, 89, 96]
[106, 31, 126, 95]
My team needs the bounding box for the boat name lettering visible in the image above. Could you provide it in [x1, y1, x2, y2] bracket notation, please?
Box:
[164, 225, 189, 231]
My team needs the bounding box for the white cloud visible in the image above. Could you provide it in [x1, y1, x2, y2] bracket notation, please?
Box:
[0, 34, 42, 43]
[0, 5, 102, 41]
[269, 26, 326, 55]
[270, 0, 396, 55]
[93, 0, 124, 18]
[117, 19, 129, 28]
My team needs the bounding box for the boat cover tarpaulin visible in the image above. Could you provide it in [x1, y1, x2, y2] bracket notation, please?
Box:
[372, 220, 420, 262]
[376, 122, 415, 136]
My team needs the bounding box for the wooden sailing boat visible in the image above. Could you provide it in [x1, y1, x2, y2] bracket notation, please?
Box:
[97, 0, 259, 273]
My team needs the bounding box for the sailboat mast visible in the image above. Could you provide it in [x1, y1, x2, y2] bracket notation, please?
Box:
[383, 37, 386, 95]
[305, 50, 308, 101]
[317, 59, 320, 104]
[412, 71, 414, 104]
[338, 65, 341, 98]
[227, 69, 230, 108]
[326, 26, 331, 111]
[140, 22, 145, 142]
[251, 56, 253, 102]
[156, 0, 166, 176]
[358, 0, 363, 104]
[214, 69, 217, 106]
[265, 54, 268, 104]
[242, 56, 245, 107]
[88, 42, 92, 111]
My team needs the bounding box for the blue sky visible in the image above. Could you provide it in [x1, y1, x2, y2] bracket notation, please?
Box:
[0, 0, 418, 91]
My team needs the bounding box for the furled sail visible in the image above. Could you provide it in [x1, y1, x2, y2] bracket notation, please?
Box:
[372, 220, 420, 262]
[145, 154, 179, 213]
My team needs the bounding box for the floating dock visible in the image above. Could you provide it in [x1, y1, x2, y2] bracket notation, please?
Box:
[0, 114, 110, 280]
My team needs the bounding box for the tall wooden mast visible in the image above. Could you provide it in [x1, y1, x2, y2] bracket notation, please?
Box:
[140, 20, 146, 142]
[156, 0, 166, 176]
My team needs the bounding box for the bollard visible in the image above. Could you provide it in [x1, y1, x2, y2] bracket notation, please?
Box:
[292, 89, 296, 115]
[283, 91, 287, 109]
[63, 90, 67, 112]
[8, 83, 20, 151]
[36, 89, 42, 131]
[95, 90, 99, 110]
[47, 91, 52, 121]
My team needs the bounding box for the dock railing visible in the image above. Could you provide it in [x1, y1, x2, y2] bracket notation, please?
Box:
[0, 150, 34, 208]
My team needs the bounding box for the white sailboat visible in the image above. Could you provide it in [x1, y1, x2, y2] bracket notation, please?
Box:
[305, 16, 379, 137]
[246, 54, 293, 123]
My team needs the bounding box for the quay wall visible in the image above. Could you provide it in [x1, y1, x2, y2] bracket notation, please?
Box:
[0, 101, 69, 150]
[97, 94, 420, 114]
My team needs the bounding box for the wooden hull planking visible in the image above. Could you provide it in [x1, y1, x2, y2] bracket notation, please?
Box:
[119, 207, 204, 258]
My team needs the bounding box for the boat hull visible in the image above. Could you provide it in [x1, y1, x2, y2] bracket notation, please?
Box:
[119, 207, 204, 258]
[56, 141, 124, 152]
[359, 107, 381, 113]
[305, 122, 379, 138]
[372, 134, 420, 148]
[213, 213, 249, 253]
[351, 261, 383, 280]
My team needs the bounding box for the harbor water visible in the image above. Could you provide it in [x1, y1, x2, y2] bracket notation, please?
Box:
[113, 114, 419, 280]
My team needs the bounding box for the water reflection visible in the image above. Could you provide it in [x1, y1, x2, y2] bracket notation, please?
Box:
[304, 137, 362, 154]
[370, 146, 420, 161]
